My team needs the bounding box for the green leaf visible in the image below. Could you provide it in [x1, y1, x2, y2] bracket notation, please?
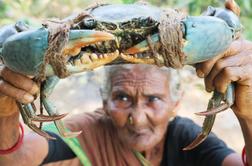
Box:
[122, 0, 135, 4]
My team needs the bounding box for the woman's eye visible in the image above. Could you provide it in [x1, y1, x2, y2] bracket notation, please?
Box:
[113, 93, 132, 108]
[118, 95, 128, 101]
[115, 93, 130, 102]
[148, 96, 160, 102]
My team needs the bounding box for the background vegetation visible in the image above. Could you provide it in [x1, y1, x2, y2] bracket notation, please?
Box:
[0, 0, 251, 39]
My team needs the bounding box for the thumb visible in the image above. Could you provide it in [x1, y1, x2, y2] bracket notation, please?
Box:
[225, 0, 240, 16]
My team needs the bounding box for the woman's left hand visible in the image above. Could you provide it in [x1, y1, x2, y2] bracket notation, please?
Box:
[195, 38, 252, 120]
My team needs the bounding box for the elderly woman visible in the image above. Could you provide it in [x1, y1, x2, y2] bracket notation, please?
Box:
[0, 38, 252, 166]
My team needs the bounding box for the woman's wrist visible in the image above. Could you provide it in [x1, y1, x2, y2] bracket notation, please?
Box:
[0, 112, 20, 150]
[0, 96, 18, 117]
[232, 106, 252, 121]
[237, 116, 252, 165]
[0, 123, 24, 155]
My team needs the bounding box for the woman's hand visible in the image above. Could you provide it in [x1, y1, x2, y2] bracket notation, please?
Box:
[0, 66, 39, 117]
[195, 38, 252, 120]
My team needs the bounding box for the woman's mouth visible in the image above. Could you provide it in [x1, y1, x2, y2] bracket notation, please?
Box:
[127, 126, 150, 136]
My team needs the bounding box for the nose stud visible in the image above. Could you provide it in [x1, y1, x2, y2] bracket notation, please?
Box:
[128, 115, 133, 125]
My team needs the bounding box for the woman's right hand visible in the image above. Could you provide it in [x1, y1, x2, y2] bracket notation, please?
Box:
[0, 66, 49, 166]
[0, 66, 39, 116]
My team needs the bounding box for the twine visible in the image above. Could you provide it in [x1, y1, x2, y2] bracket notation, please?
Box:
[158, 9, 186, 68]
[36, 12, 90, 82]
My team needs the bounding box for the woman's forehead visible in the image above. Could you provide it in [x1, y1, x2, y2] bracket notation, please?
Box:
[110, 65, 170, 87]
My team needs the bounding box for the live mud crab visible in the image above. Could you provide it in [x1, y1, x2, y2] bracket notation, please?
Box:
[0, 0, 243, 150]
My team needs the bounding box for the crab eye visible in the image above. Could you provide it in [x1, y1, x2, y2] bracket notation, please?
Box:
[83, 17, 97, 28]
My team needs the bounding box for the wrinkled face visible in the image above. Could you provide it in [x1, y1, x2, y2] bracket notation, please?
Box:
[104, 65, 177, 152]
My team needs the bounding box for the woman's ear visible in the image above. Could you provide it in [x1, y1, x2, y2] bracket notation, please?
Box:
[102, 100, 110, 116]
[173, 100, 181, 115]
[170, 91, 184, 116]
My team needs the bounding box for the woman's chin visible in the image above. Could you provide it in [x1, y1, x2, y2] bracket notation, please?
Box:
[129, 135, 158, 152]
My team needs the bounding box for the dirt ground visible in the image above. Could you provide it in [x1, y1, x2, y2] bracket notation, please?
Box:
[47, 66, 243, 153]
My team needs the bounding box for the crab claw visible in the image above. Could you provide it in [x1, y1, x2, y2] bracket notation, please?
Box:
[195, 103, 229, 116]
[123, 17, 235, 66]
[1, 28, 115, 76]
[125, 34, 160, 55]
[65, 50, 120, 74]
[195, 84, 235, 116]
[63, 30, 115, 56]
[122, 34, 162, 65]
[123, 3, 242, 67]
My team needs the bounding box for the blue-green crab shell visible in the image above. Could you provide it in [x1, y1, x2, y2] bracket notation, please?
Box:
[78, 3, 241, 66]
[183, 16, 233, 64]
[2, 28, 48, 75]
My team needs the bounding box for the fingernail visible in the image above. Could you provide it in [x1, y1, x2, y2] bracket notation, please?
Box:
[30, 83, 39, 94]
[196, 69, 205, 78]
[206, 86, 214, 92]
[23, 94, 34, 103]
[219, 87, 227, 94]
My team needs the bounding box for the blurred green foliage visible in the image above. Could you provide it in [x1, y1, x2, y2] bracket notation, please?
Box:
[0, 0, 251, 39]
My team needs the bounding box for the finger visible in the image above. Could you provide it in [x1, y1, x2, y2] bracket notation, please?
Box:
[213, 65, 250, 93]
[225, 0, 240, 16]
[0, 67, 39, 95]
[195, 39, 245, 78]
[0, 79, 34, 104]
[195, 54, 223, 78]
[204, 51, 250, 92]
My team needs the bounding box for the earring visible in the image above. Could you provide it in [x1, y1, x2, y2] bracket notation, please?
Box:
[128, 115, 133, 125]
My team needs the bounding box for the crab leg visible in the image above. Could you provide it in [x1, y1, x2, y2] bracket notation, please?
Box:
[42, 98, 82, 138]
[184, 79, 234, 149]
[28, 102, 67, 122]
[195, 84, 235, 116]
[17, 103, 56, 139]
[183, 91, 223, 150]
[41, 76, 82, 138]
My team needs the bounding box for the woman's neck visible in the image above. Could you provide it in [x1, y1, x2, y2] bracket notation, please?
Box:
[141, 134, 166, 166]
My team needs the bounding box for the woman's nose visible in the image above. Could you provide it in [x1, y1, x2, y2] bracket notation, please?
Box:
[130, 105, 148, 127]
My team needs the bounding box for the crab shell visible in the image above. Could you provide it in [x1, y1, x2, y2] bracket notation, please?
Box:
[0, 3, 242, 77]
[77, 3, 242, 66]
[1, 28, 48, 75]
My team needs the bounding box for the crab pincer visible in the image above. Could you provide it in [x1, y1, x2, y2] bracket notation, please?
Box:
[0, 25, 115, 138]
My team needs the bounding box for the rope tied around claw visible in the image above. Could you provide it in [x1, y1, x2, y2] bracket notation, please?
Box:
[156, 9, 186, 69]
[36, 12, 91, 82]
